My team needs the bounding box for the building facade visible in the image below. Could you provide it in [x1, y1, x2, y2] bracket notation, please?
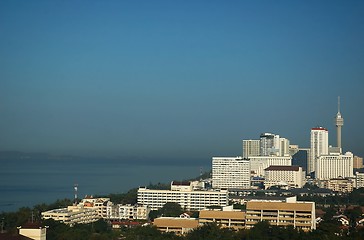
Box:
[260, 133, 275, 156]
[137, 187, 228, 211]
[199, 208, 246, 230]
[212, 157, 250, 189]
[249, 156, 292, 177]
[41, 205, 100, 225]
[353, 156, 364, 169]
[315, 152, 354, 180]
[106, 203, 150, 220]
[264, 165, 306, 189]
[245, 197, 316, 231]
[242, 140, 260, 158]
[153, 215, 199, 235]
[309, 127, 329, 174]
[320, 177, 354, 193]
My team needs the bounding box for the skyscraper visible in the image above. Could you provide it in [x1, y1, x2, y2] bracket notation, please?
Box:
[309, 127, 328, 174]
[335, 96, 344, 152]
[260, 133, 275, 156]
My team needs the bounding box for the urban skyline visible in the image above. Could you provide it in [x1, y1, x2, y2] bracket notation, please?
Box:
[1, 1, 363, 161]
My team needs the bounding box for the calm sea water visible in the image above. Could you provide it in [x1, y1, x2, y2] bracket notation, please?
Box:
[0, 158, 210, 212]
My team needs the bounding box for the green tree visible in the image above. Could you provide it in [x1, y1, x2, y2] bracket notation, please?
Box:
[159, 202, 183, 217]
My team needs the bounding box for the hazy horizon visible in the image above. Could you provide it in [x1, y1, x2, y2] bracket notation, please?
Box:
[1, 1, 363, 160]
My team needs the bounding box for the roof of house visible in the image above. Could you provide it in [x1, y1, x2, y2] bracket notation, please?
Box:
[153, 217, 199, 229]
[246, 201, 314, 212]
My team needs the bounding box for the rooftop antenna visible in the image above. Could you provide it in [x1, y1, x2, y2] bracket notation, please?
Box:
[338, 96, 341, 114]
[74, 183, 78, 204]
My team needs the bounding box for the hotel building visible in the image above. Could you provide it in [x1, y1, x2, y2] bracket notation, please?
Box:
[315, 152, 354, 180]
[249, 156, 291, 177]
[212, 157, 250, 189]
[264, 165, 306, 189]
[137, 185, 228, 211]
[309, 127, 329, 174]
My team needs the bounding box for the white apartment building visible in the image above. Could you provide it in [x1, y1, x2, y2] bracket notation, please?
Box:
[242, 140, 260, 158]
[137, 187, 228, 211]
[41, 205, 99, 226]
[212, 157, 250, 189]
[106, 203, 150, 220]
[315, 152, 354, 180]
[309, 127, 329, 174]
[249, 156, 292, 177]
[264, 165, 306, 189]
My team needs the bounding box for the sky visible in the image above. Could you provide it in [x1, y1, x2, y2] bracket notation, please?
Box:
[1, 1, 364, 162]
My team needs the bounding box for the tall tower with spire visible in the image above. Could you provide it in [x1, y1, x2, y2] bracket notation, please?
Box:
[335, 96, 344, 151]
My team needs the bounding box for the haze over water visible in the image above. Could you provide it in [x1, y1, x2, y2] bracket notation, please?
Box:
[0, 156, 209, 212]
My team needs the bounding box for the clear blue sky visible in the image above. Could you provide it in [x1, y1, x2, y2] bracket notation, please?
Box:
[1, 1, 363, 162]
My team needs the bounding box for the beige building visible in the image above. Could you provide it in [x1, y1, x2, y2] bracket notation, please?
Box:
[153, 215, 199, 235]
[321, 177, 354, 193]
[356, 172, 364, 188]
[199, 208, 245, 230]
[245, 197, 316, 231]
[353, 156, 364, 169]
[17, 223, 47, 240]
[264, 165, 306, 189]
[41, 205, 99, 226]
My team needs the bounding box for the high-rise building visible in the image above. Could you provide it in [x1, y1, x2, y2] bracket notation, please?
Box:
[315, 152, 354, 180]
[212, 157, 250, 189]
[353, 155, 363, 169]
[260, 133, 275, 156]
[335, 96, 344, 152]
[309, 127, 328, 174]
[242, 140, 260, 158]
[292, 148, 310, 173]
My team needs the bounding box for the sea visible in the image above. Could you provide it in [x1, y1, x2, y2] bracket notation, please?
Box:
[0, 157, 210, 213]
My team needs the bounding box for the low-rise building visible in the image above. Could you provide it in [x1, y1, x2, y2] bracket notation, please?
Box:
[264, 165, 306, 189]
[355, 172, 364, 189]
[199, 207, 245, 230]
[153, 214, 199, 235]
[106, 203, 150, 220]
[41, 205, 99, 226]
[245, 196, 316, 231]
[320, 177, 354, 193]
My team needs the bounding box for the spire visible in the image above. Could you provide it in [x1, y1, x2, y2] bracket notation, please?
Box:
[337, 96, 341, 114]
